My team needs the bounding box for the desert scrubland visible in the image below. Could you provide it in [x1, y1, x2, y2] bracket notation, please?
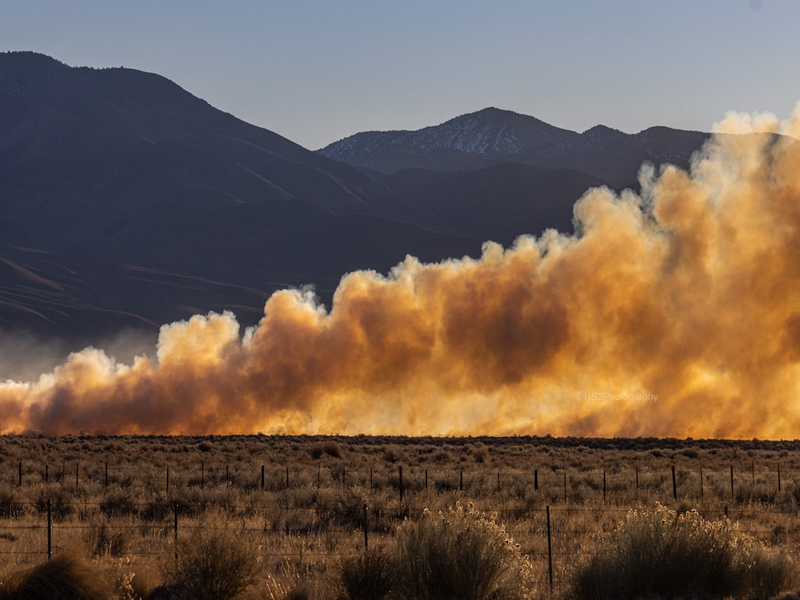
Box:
[0, 434, 799, 599]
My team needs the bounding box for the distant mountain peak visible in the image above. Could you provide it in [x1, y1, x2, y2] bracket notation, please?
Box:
[581, 124, 626, 136]
[0, 51, 68, 67]
[317, 107, 578, 173]
[461, 106, 525, 118]
[0, 51, 69, 84]
[318, 109, 712, 187]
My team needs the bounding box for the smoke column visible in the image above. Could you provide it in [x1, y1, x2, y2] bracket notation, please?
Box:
[1, 105, 799, 437]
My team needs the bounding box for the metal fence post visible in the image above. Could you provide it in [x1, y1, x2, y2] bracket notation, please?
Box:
[173, 502, 179, 561]
[672, 465, 677, 500]
[363, 504, 369, 551]
[47, 499, 52, 560]
[546, 505, 554, 595]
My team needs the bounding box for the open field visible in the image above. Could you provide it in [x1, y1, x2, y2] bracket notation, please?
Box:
[2, 434, 800, 599]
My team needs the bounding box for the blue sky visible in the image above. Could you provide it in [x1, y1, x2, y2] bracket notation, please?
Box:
[2, 0, 799, 149]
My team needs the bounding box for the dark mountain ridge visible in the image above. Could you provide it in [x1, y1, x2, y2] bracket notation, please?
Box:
[318, 107, 711, 188]
[0, 52, 710, 348]
[0, 52, 479, 341]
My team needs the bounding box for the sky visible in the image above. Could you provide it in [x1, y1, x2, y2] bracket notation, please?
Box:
[2, 1, 800, 150]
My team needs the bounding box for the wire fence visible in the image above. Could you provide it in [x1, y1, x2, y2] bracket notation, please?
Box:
[4, 458, 798, 501]
[0, 492, 797, 596]
[2, 455, 800, 597]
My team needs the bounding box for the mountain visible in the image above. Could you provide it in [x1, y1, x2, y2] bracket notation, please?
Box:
[318, 108, 711, 188]
[317, 107, 579, 173]
[0, 52, 480, 342]
[382, 163, 609, 246]
[0, 52, 679, 349]
[530, 124, 710, 188]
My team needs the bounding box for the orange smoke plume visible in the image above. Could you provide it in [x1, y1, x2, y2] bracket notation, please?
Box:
[2, 105, 800, 437]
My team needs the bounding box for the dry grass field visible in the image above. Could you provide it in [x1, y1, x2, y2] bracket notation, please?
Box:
[1, 434, 800, 599]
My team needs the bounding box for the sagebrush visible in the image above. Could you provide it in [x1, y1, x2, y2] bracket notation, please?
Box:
[570, 502, 799, 600]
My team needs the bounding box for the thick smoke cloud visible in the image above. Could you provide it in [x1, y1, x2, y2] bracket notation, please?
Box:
[2, 105, 800, 437]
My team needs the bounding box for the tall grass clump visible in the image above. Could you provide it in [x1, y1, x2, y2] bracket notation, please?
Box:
[391, 501, 532, 600]
[570, 503, 798, 600]
[161, 528, 259, 600]
[337, 548, 393, 600]
[0, 549, 113, 600]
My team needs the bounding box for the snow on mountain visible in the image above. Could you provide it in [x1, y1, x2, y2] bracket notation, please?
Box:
[317, 108, 710, 186]
[317, 107, 578, 173]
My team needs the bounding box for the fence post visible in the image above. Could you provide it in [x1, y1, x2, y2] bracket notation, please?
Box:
[370, 466, 373, 490]
[424, 468, 428, 491]
[563, 472, 567, 503]
[672, 465, 677, 501]
[286, 467, 290, 490]
[399, 466, 404, 501]
[546, 505, 554, 595]
[700, 467, 704, 501]
[173, 502, 179, 561]
[497, 471, 500, 493]
[635, 467, 639, 497]
[261, 465, 265, 491]
[778, 463, 782, 492]
[534, 469, 539, 492]
[47, 498, 52, 560]
[459, 469, 463, 492]
[363, 504, 369, 551]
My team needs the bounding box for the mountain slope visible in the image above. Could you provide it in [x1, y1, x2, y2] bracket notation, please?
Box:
[0, 53, 656, 346]
[317, 107, 579, 172]
[0, 52, 480, 341]
[317, 108, 711, 188]
[530, 125, 710, 188]
[384, 163, 611, 245]
[0, 51, 405, 217]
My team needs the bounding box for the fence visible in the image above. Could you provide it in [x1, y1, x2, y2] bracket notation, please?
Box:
[0, 498, 795, 596]
[2, 457, 799, 596]
[4, 459, 796, 502]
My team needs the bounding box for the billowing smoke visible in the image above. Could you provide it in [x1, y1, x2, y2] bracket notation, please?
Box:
[2, 105, 800, 437]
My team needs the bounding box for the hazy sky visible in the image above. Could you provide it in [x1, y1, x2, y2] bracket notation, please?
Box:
[2, 0, 800, 149]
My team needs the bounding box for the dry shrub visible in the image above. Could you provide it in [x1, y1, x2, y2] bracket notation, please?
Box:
[323, 441, 343, 458]
[162, 527, 259, 600]
[99, 488, 138, 518]
[0, 549, 113, 600]
[34, 487, 75, 522]
[0, 491, 23, 519]
[85, 521, 129, 557]
[471, 444, 489, 464]
[263, 560, 311, 600]
[391, 502, 531, 600]
[570, 503, 799, 600]
[337, 548, 393, 600]
[109, 559, 160, 600]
